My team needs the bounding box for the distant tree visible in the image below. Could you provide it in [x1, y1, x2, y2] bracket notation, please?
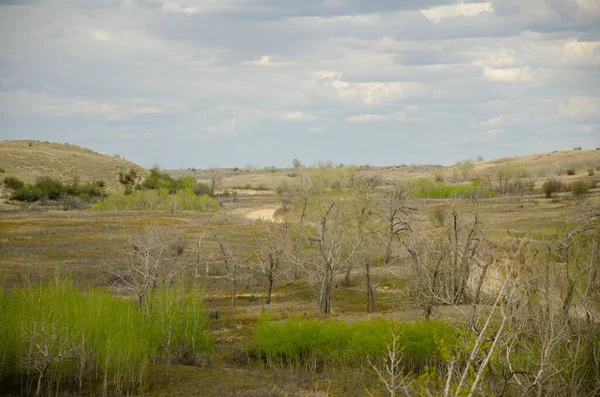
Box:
[109, 224, 189, 309]
[476, 155, 484, 163]
[118, 169, 140, 194]
[292, 158, 303, 169]
[208, 167, 223, 196]
[542, 178, 565, 199]
[570, 180, 590, 200]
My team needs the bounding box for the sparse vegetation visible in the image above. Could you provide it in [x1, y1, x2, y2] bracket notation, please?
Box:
[542, 178, 565, 199]
[567, 167, 576, 175]
[4, 176, 25, 190]
[9, 176, 107, 204]
[570, 180, 590, 199]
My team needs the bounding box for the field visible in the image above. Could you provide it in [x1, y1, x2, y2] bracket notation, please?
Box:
[1, 142, 600, 396]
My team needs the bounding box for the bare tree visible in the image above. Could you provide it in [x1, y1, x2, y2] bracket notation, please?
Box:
[287, 200, 355, 314]
[208, 167, 223, 196]
[367, 328, 412, 397]
[253, 222, 289, 304]
[379, 186, 414, 267]
[109, 224, 189, 309]
[350, 177, 381, 312]
[200, 228, 251, 308]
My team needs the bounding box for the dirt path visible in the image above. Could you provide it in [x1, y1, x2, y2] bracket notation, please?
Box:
[245, 208, 280, 222]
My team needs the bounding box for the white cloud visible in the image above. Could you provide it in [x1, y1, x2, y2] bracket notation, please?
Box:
[242, 55, 290, 67]
[482, 67, 531, 82]
[0, 90, 187, 120]
[561, 40, 600, 66]
[558, 97, 600, 119]
[281, 111, 317, 121]
[315, 71, 421, 104]
[421, 2, 494, 24]
[480, 113, 528, 128]
[346, 112, 407, 123]
[484, 129, 504, 139]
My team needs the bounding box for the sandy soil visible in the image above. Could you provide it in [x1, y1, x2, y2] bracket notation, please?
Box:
[245, 208, 280, 222]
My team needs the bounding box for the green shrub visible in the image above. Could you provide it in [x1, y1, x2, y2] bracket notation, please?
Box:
[570, 180, 590, 199]
[9, 177, 106, 203]
[3, 176, 25, 190]
[253, 316, 457, 372]
[566, 168, 576, 176]
[408, 179, 494, 199]
[542, 178, 565, 199]
[0, 280, 212, 396]
[95, 189, 219, 211]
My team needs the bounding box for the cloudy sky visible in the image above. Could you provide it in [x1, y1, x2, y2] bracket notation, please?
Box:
[1, 0, 599, 168]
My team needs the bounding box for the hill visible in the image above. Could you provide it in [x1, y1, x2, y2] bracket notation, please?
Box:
[0, 140, 145, 193]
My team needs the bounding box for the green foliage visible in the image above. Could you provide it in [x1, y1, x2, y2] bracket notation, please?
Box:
[542, 178, 565, 199]
[253, 316, 457, 372]
[408, 179, 494, 199]
[3, 176, 25, 190]
[263, 166, 278, 173]
[0, 280, 212, 396]
[9, 177, 107, 203]
[95, 189, 219, 211]
[570, 180, 590, 199]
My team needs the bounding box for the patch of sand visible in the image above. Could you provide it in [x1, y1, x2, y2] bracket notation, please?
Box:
[245, 208, 280, 222]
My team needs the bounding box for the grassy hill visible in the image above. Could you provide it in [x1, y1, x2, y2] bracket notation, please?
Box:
[0, 140, 145, 193]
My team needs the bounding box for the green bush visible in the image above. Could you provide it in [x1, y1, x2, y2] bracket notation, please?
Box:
[570, 180, 590, 199]
[10, 177, 107, 203]
[3, 176, 25, 190]
[95, 189, 219, 211]
[253, 316, 457, 372]
[408, 179, 494, 199]
[0, 280, 212, 396]
[542, 178, 565, 199]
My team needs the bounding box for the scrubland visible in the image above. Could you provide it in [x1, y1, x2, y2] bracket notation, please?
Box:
[1, 145, 600, 396]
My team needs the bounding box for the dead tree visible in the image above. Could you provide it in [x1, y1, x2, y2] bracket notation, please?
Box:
[253, 221, 289, 304]
[200, 228, 251, 308]
[109, 224, 189, 309]
[350, 177, 381, 312]
[287, 200, 355, 314]
[379, 186, 414, 267]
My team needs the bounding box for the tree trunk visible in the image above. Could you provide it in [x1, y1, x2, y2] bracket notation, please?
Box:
[319, 268, 333, 314]
[365, 263, 376, 313]
[266, 274, 273, 305]
[344, 265, 352, 288]
[231, 279, 237, 308]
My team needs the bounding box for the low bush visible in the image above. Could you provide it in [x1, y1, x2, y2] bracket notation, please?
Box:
[566, 168, 576, 176]
[253, 316, 457, 372]
[0, 280, 212, 396]
[9, 177, 107, 204]
[3, 176, 25, 190]
[408, 179, 494, 199]
[570, 180, 590, 199]
[95, 189, 219, 211]
[542, 178, 565, 199]
[588, 168, 595, 176]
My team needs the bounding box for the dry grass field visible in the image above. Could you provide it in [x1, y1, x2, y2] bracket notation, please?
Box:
[0, 140, 145, 195]
[1, 142, 600, 396]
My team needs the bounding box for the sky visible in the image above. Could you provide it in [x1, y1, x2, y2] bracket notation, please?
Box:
[0, 0, 599, 169]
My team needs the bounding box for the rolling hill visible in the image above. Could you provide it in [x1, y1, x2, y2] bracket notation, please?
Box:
[0, 140, 146, 193]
